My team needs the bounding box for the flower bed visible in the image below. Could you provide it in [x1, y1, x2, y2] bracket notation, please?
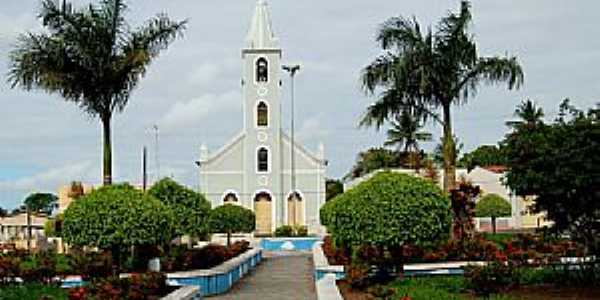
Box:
[161, 241, 251, 272]
[0, 241, 257, 298]
[321, 233, 586, 267]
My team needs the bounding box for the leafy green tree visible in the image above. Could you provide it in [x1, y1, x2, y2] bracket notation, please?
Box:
[360, 1, 524, 192]
[322, 172, 452, 275]
[503, 100, 600, 253]
[346, 148, 403, 179]
[506, 99, 544, 129]
[8, 0, 186, 185]
[22, 192, 58, 251]
[148, 178, 211, 242]
[476, 194, 511, 234]
[24, 193, 58, 215]
[209, 204, 255, 247]
[62, 184, 175, 270]
[326, 179, 344, 201]
[384, 110, 432, 153]
[459, 145, 506, 171]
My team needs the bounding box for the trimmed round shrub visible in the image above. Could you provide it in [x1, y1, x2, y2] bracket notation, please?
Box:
[476, 193, 511, 234]
[62, 184, 176, 266]
[209, 204, 255, 247]
[148, 178, 211, 239]
[321, 172, 452, 249]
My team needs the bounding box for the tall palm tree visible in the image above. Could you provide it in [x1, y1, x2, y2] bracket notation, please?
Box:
[360, 1, 524, 191]
[384, 110, 432, 153]
[506, 99, 544, 129]
[8, 0, 187, 185]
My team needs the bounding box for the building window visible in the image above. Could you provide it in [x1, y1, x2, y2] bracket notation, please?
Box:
[223, 193, 238, 203]
[256, 58, 268, 82]
[257, 101, 268, 127]
[257, 147, 269, 172]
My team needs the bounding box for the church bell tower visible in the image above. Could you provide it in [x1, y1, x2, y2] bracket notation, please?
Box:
[242, 0, 285, 232]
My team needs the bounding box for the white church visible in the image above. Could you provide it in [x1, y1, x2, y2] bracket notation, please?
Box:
[198, 0, 328, 235]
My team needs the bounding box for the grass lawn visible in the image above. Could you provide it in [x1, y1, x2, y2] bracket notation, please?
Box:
[0, 284, 68, 300]
[339, 276, 600, 300]
[387, 276, 512, 300]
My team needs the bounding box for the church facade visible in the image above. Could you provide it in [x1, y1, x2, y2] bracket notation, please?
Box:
[198, 0, 327, 235]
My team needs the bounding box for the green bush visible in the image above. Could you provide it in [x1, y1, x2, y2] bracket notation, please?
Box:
[295, 225, 308, 237]
[273, 225, 309, 237]
[62, 184, 176, 268]
[476, 194, 511, 234]
[0, 283, 68, 300]
[148, 178, 211, 240]
[209, 204, 255, 247]
[274, 225, 294, 237]
[321, 171, 452, 253]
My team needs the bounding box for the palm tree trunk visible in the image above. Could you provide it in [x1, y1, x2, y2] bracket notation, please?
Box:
[102, 116, 113, 185]
[442, 104, 456, 192]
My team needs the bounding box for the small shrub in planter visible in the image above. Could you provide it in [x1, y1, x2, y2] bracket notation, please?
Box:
[295, 225, 308, 237]
[161, 241, 250, 272]
[274, 225, 309, 237]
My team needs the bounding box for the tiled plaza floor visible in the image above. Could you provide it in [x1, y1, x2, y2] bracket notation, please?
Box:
[209, 252, 317, 300]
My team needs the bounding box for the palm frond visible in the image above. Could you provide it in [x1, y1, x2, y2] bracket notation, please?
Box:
[456, 56, 524, 100]
[377, 16, 424, 51]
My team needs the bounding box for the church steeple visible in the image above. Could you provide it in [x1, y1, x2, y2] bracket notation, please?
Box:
[246, 0, 279, 49]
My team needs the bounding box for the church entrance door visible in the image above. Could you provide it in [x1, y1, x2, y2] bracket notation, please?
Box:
[287, 192, 304, 226]
[254, 192, 272, 235]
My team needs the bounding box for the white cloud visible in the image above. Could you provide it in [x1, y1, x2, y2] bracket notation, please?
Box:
[186, 59, 239, 87]
[0, 161, 96, 192]
[159, 90, 241, 130]
[297, 114, 330, 142]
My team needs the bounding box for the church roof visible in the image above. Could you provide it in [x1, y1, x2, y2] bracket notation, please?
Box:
[246, 0, 279, 49]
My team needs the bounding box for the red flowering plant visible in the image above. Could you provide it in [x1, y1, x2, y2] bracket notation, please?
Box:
[449, 180, 480, 243]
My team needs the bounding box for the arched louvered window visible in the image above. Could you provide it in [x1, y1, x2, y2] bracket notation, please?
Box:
[256, 58, 268, 82]
[257, 101, 268, 127]
[257, 147, 269, 172]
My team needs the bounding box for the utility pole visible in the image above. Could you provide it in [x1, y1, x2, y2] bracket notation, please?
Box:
[142, 146, 148, 191]
[282, 64, 300, 225]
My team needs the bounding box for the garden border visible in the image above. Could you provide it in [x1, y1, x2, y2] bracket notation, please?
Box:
[166, 247, 263, 296]
[260, 237, 321, 251]
[312, 241, 345, 300]
[161, 285, 202, 300]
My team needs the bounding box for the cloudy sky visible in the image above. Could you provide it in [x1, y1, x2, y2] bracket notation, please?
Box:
[0, 0, 598, 209]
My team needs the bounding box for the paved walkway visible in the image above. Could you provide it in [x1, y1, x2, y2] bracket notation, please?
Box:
[210, 252, 317, 300]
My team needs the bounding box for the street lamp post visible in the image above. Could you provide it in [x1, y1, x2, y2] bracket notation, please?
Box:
[282, 64, 300, 225]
